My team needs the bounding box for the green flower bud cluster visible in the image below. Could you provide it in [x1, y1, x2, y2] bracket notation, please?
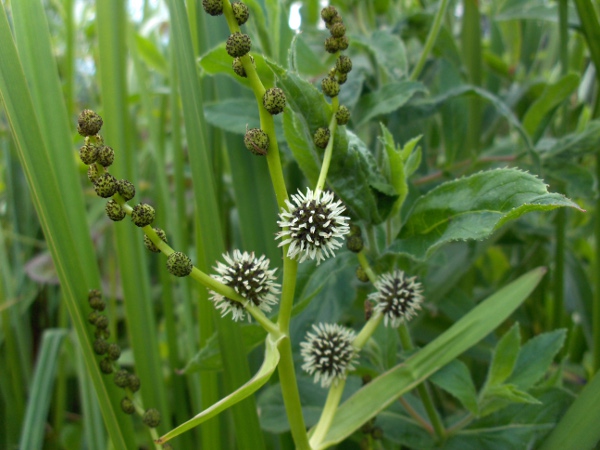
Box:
[263, 87, 286, 115]
[321, 6, 349, 55]
[313, 127, 330, 149]
[143, 227, 168, 253]
[244, 127, 270, 155]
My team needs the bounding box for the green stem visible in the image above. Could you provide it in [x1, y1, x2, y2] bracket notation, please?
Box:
[309, 380, 346, 447]
[595, 153, 600, 372]
[409, 0, 451, 81]
[398, 324, 446, 442]
[316, 96, 339, 192]
[357, 251, 377, 284]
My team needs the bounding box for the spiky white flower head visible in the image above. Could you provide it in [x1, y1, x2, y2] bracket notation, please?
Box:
[277, 188, 350, 265]
[300, 323, 358, 388]
[368, 270, 424, 328]
[209, 250, 280, 322]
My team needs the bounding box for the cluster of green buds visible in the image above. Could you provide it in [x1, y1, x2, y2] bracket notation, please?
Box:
[77, 110, 193, 278]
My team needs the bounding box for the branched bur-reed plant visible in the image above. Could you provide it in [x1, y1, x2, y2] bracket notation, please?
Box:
[76, 3, 582, 449]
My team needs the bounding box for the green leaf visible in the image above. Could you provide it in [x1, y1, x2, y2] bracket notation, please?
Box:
[354, 30, 408, 80]
[507, 329, 567, 390]
[541, 119, 600, 159]
[157, 334, 282, 445]
[480, 384, 542, 417]
[315, 267, 547, 449]
[486, 323, 521, 388]
[429, 360, 479, 414]
[354, 81, 427, 127]
[134, 34, 168, 76]
[389, 168, 583, 260]
[522, 73, 580, 138]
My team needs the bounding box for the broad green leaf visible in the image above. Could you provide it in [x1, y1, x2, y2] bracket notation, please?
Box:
[485, 323, 521, 388]
[389, 168, 582, 261]
[157, 334, 282, 445]
[507, 329, 567, 390]
[354, 81, 427, 127]
[354, 30, 408, 80]
[522, 73, 580, 138]
[541, 119, 600, 159]
[135, 34, 168, 76]
[19, 329, 67, 450]
[429, 360, 479, 415]
[283, 110, 321, 185]
[315, 267, 547, 449]
[204, 98, 284, 138]
[480, 384, 541, 417]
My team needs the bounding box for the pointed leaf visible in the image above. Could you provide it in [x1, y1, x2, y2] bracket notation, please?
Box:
[486, 323, 521, 388]
[429, 359, 479, 414]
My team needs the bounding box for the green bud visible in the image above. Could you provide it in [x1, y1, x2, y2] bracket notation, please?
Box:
[262, 87, 286, 115]
[95, 314, 109, 330]
[128, 374, 141, 392]
[336, 105, 350, 125]
[143, 227, 168, 253]
[107, 343, 121, 361]
[336, 55, 352, 74]
[244, 128, 270, 155]
[324, 36, 340, 54]
[88, 310, 100, 325]
[116, 179, 135, 201]
[346, 234, 363, 253]
[356, 265, 369, 282]
[337, 73, 348, 85]
[131, 203, 155, 227]
[142, 408, 161, 428]
[202, 0, 223, 16]
[313, 127, 330, 149]
[232, 57, 247, 77]
[330, 21, 346, 38]
[349, 223, 362, 236]
[121, 397, 136, 414]
[114, 369, 130, 388]
[106, 199, 126, 221]
[94, 328, 110, 339]
[87, 164, 100, 183]
[88, 289, 104, 309]
[321, 77, 340, 97]
[321, 5, 338, 23]
[337, 35, 349, 51]
[79, 144, 98, 165]
[326, 15, 344, 29]
[226, 32, 251, 58]
[77, 110, 103, 137]
[94, 173, 118, 198]
[93, 338, 108, 355]
[166, 252, 193, 277]
[97, 146, 115, 167]
[232, 2, 249, 26]
[99, 357, 113, 374]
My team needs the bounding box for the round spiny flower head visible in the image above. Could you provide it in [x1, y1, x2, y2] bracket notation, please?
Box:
[336, 55, 353, 74]
[142, 408, 161, 428]
[277, 188, 350, 265]
[97, 146, 115, 167]
[114, 369, 130, 388]
[106, 199, 126, 221]
[324, 36, 340, 54]
[202, 0, 223, 16]
[131, 203, 155, 227]
[232, 2, 249, 25]
[166, 251, 193, 277]
[368, 270, 424, 328]
[337, 35, 349, 51]
[128, 374, 141, 392]
[99, 357, 113, 374]
[336, 105, 350, 125]
[93, 338, 108, 355]
[94, 314, 109, 330]
[326, 15, 344, 30]
[121, 397, 135, 414]
[77, 110, 103, 136]
[321, 77, 340, 98]
[116, 179, 135, 201]
[107, 343, 121, 361]
[87, 164, 100, 183]
[88, 310, 100, 325]
[143, 227, 167, 253]
[262, 87, 286, 115]
[79, 144, 98, 165]
[244, 128, 270, 155]
[210, 250, 280, 322]
[94, 173, 118, 198]
[226, 32, 251, 58]
[313, 127, 330, 149]
[300, 323, 357, 388]
[321, 5, 339, 23]
[330, 21, 346, 38]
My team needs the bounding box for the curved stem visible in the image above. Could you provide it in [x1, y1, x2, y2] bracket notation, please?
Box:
[309, 379, 346, 447]
[315, 96, 339, 192]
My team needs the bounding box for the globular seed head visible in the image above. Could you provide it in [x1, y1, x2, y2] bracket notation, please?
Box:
[114, 369, 130, 388]
[202, 0, 223, 16]
[313, 127, 330, 149]
[106, 199, 126, 221]
[97, 146, 115, 167]
[336, 55, 352, 74]
[330, 21, 346, 38]
[356, 265, 369, 282]
[99, 357, 113, 374]
[337, 73, 348, 85]
[244, 128, 270, 155]
[346, 234, 363, 253]
[121, 397, 135, 414]
[142, 408, 161, 428]
[349, 223, 362, 237]
[88, 310, 100, 325]
[79, 144, 98, 165]
[94, 173, 118, 198]
[143, 227, 168, 253]
[336, 105, 350, 125]
[326, 15, 344, 30]
[116, 179, 135, 201]
[88, 289, 105, 310]
[95, 314, 109, 330]
[87, 164, 100, 183]
[232, 2, 249, 25]
[226, 32, 251, 58]
[321, 77, 340, 98]
[128, 374, 141, 392]
[107, 343, 121, 361]
[77, 110, 103, 136]
[337, 35, 349, 51]
[95, 328, 110, 339]
[324, 36, 340, 54]
[321, 5, 338, 23]
[232, 57, 247, 77]
[93, 338, 109, 355]
[166, 252, 193, 277]
[262, 87, 286, 115]
[131, 203, 155, 227]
